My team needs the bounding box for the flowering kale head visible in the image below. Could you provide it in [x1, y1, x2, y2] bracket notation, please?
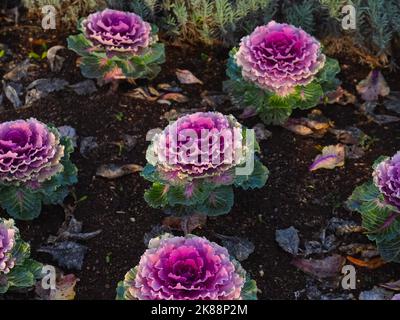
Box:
[0, 218, 42, 293]
[347, 152, 400, 263]
[225, 22, 340, 125]
[0, 219, 16, 274]
[147, 112, 247, 183]
[0, 118, 78, 220]
[235, 21, 325, 96]
[117, 234, 257, 300]
[68, 9, 165, 82]
[373, 152, 400, 209]
[82, 9, 151, 55]
[143, 112, 269, 216]
[0, 118, 64, 186]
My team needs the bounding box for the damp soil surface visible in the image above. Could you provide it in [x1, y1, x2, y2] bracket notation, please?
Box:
[1, 20, 400, 300]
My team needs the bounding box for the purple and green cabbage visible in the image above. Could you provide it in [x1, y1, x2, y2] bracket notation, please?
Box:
[0, 218, 43, 294]
[347, 152, 400, 263]
[116, 234, 257, 300]
[0, 118, 77, 220]
[224, 21, 340, 125]
[142, 112, 269, 216]
[67, 9, 165, 83]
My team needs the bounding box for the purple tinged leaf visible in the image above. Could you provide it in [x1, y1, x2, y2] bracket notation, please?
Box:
[184, 183, 195, 199]
[356, 69, 390, 101]
[292, 254, 346, 279]
[253, 123, 272, 141]
[380, 279, 400, 292]
[238, 106, 257, 119]
[176, 69, 203, 85]
[309, 144, 345, 171]
[370, 212, 400, 234]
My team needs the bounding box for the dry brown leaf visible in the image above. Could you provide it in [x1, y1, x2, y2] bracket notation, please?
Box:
[176, 69, 203, 85]
[347, 256, 386, 269]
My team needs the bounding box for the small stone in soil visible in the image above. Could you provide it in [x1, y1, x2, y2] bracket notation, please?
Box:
[359, 286, 394, 300]
[215, 234, 255, 261]
[122, 134, 137, 151]
[253, 123, 272, 141]
[80, 136, 98, 158]
[275, 226, 300, 255]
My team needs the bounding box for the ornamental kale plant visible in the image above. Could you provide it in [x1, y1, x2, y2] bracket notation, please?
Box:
[224, 21, 341, 125]
[142, 112, 269, 216]
[0, 218, 43, 294]
[347, 152, 400, 263]
[116, 234, 257, 300]
[0, 118, 78, 220]
[67, 9, 165, 84]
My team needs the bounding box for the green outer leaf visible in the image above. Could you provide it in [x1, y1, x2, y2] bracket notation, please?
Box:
[167, 182, 211, 207]
[131, 43, 165, 66]
[0, 275, 9, 294]
[196, 185, 234, 216]
[347, 181, 400, 262]
[241, 277, 258, 300]
[69, 30, 165, 81]
[140, 164, 159, 183]
[67, 34, 93, 57]
[0, 186, 42, 220]
[259, 94, 293, 125]
[234, 159, 269, 190]
[12, 239, 31, 265]
[80, 55, 114, 79]
[6, 266, 35, 289]
[22, 259, 44, 279]
[225, 51, 340, 125]
[292, 82, 323, 110]
[116, 267, 138, 300]
[144, 182, 169, 208]
[376, 237, 400, 263]
[373, 156, 389, 170]
[317, 57, 341, 84]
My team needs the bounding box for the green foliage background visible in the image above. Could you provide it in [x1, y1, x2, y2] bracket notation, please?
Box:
[22, 1, 400, 67]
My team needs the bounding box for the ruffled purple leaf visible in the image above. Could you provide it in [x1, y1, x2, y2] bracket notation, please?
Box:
[373, 151, 400, 209]
[82, 9, 151, 55]
[235, 21, 326, 96]
[123, 235, 246, 300]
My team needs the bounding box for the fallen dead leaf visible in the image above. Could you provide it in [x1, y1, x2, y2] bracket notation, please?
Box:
[346, 256, 386, 269]
[292, 254, 346, 279]
[380, 279, 400, 292]
[36, 272, 79, 300]
[339, 243, 379, 259]
[161, 92, 189, 103]
[96, 163, 143, 179]
[309, 144, 345, 171]
[163, 214, 207, 235]
[356, 69, 390, 101]
[176, 69, 203, 85]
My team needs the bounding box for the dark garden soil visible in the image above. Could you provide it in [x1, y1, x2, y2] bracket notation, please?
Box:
[1, 21, 400, 300]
